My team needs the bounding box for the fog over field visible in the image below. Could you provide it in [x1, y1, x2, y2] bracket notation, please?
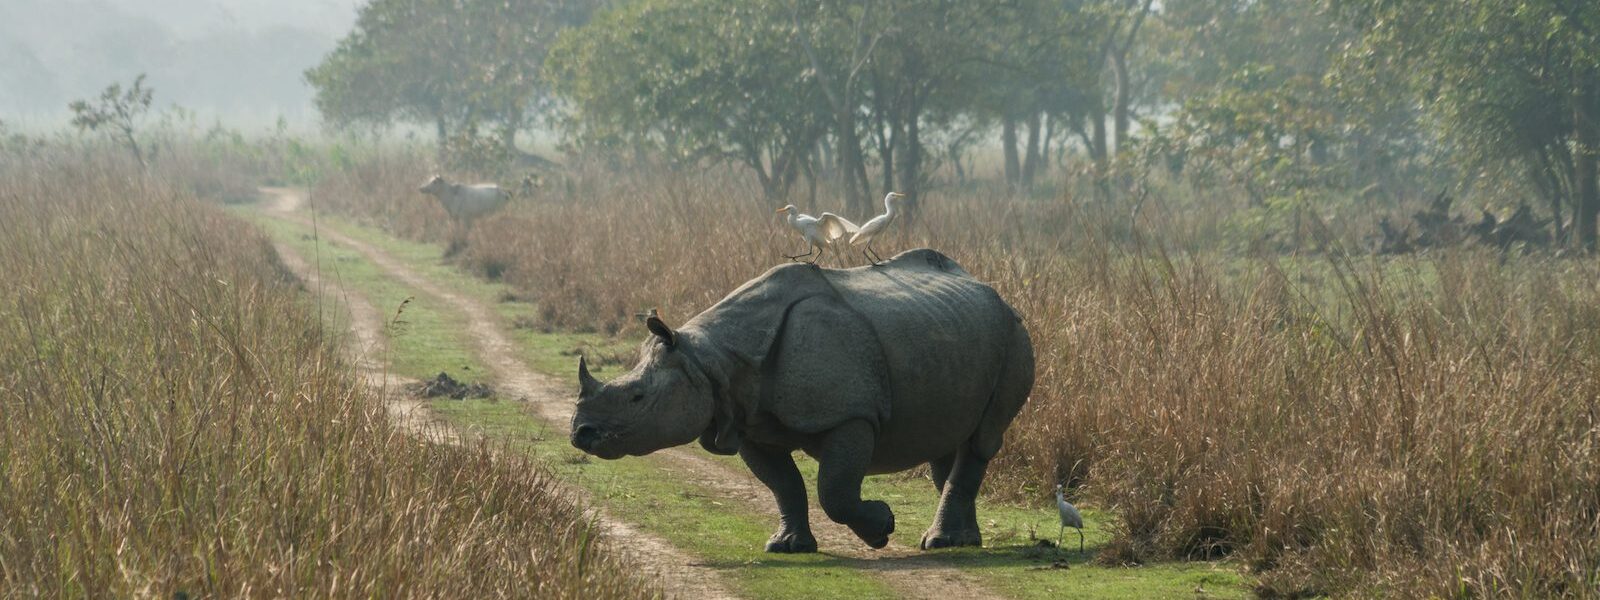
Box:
[6, 1, 1600, 598]
[0, 0, 360, 124]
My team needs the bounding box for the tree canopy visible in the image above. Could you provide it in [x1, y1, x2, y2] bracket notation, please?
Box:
[305, 0, 1600, 247]
[1335, 0, 1600, 246]
[306, 0, 592, 157]
[548, 0, 1103, 213]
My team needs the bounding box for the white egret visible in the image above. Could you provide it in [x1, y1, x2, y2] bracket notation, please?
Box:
[777, 205, 859, 264]
[1055, 483, 1084, 554]
[849, 192, 906, 266]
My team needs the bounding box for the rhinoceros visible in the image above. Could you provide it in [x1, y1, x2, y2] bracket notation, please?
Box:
[570, 249, 1034, 551]
[418, 175, 510, 223]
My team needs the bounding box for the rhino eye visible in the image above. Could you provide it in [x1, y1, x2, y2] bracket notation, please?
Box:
[631, 394, 644, 403]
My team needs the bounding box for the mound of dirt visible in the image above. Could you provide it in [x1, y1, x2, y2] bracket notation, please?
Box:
[408, 372, 493, 400]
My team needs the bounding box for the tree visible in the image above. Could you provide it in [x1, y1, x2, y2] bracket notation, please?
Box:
[1155, 65, 1345, 229]
[962, 0, 1101, 191]
[306, 0, 591, 160]
[306, 0, 461, 141]
[1152, 1, 1359, 207]
[548, 0, 829, 202]
[1337, 0, 1600, 248]
[799, 0, 1099, 205]
[1097, 0, 1155, 157]
[791, 0, 895, 216]
[861, 0, 1005, 207]
[547, 0, 1140, 208]
[69, 74, 155, 170]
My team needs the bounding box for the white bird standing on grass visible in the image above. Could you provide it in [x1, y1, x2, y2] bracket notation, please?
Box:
[851, 192, 906, 266]
[1055, 483, 1084, 554]
[777, 205, 859, 264]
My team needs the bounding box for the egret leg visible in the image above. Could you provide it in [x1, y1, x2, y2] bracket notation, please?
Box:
[866, 243, 887, 266]
[863, 243, 884, 267]
[785, 246, 816, 262]
[808, 244, 826, 265]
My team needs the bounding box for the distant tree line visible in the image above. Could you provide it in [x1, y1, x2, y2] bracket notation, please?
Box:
[305, 0, 593, 165]
[307, 0, 1600, 248]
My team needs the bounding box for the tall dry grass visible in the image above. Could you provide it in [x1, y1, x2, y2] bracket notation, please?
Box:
[319, 154, 1600, 597]
[0, 149, 655, 599]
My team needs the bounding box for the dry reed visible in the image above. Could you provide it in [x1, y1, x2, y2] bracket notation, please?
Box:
[318, 154, 1600, 597]
[0, 148, 655, 599]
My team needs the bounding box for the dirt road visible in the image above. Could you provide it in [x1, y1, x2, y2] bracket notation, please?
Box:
[262, 188, 736, 599]
[258, 187, 1000, 600]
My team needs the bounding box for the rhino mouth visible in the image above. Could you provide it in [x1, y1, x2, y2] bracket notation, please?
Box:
[571, 422, 631, 460]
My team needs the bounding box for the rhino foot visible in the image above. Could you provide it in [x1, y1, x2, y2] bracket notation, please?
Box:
[765, 530, 818, 553]
[919, 527, 982, 550]
[847, 500, 895, 549]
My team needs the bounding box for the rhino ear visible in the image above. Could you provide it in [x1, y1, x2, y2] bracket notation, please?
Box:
[578, 355, 599, 396]
[646, 314, 676, 348]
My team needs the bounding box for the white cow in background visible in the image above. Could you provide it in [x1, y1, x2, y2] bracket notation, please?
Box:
[419, 175, 511, 223]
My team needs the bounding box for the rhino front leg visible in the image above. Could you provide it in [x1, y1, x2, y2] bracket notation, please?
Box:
[921, 448, 988, 549]
[816, 420, 895, 549]
[929, 451, 957, 495]
[739, 443, 817, 553]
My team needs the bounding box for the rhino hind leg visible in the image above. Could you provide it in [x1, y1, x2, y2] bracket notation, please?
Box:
[739, 443, 818, 553]
[921, 449, 989, 549]
[924, 330, 1033, 550]
[816, 420, 895, 549]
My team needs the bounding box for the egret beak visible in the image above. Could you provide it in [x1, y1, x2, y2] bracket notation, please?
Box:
[775, 207, 788, 214]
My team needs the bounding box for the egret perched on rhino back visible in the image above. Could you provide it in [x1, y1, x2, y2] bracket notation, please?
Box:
[851, 192, 906, 266]
[777, 205, 859, 264]
[419, 174, 511, 223]
[570, 249, 1035, 552]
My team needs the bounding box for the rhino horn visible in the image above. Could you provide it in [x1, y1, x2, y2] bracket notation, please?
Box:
[578, 355, 600, 396]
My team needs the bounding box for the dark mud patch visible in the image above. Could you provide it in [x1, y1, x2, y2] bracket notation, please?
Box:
[408, 371, 494, 399]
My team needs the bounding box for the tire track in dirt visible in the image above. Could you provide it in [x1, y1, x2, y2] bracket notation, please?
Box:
[262, 189, 736, 600]
[259, 187, 1002, 600]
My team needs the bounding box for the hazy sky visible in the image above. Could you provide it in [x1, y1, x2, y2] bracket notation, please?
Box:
[98, 0, 364, 38]
[1, 0, 367, 128]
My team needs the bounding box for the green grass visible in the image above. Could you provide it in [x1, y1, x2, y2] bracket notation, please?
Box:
[838, 461, 1247, 598]
[251, 208, 1252, 599]
[428, 399, 902, 600]
[426, 399, 1246, 600]
[426, 397, 1247, 600]
[303, 213, 641, 375]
